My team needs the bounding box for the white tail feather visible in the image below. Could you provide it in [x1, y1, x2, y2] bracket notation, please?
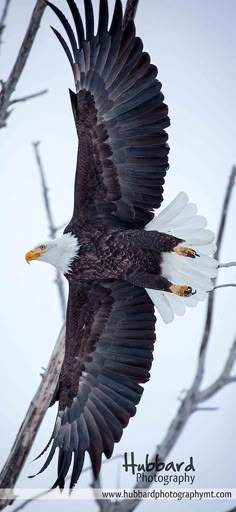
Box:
[145, 192, 218, 323]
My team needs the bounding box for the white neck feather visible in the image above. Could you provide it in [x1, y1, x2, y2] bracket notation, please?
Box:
[39, 233, 80, 273]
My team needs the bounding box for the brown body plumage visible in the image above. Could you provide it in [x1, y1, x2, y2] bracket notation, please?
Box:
[66, 223, 181, 282]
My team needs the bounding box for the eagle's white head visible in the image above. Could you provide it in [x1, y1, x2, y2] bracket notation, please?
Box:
[25, 233, 80, 273]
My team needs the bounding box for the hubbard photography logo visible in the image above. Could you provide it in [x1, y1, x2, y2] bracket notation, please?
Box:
[122, 453, 196, 485]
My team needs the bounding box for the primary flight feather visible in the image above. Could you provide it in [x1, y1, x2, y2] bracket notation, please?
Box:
[25, 0, 217, 489]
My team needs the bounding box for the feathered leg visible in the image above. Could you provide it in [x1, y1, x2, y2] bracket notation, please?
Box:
[126, 272, 193, 297]
[127, 230, 199, 259]
[127, 230, 185, 253]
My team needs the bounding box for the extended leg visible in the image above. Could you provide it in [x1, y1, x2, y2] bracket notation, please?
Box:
[126, 230, 184, 253]
[126, 272, 194, 297]
[127, 230, 199, 258]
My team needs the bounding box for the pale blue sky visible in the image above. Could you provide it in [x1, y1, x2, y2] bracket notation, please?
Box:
[0, 1, 236, 511]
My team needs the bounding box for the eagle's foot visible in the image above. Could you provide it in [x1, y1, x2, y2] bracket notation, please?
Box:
[173, 246, 199, 258]
[169, 285, 194, 297]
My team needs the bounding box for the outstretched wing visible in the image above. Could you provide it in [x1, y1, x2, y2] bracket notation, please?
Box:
[36, 281, 156, 489]
[47, 0, 170, 229]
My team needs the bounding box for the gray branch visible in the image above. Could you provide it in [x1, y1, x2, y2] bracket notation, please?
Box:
[10, 89, 48, 105]
[32, 142, 66, 320]
[196, 166, 236, 369]
[219, 262, 236, 268]
[0, 0, 46, 128]
[0, 0, 11, 52]
[0, 326, 65, 511]
[197, 337, 236, 403]
[0, 139, 67, 510]
[213, 284, 236, 290]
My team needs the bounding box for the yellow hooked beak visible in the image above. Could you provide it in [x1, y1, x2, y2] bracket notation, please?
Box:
[25, 249, 44, 264]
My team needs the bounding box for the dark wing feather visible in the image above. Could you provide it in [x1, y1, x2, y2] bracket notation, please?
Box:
[46, 0, 170, 228]
[67, 0, 85, 46]
[35, 281, 156, 489]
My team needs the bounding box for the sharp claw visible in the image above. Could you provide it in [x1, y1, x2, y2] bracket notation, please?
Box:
[184, 286, 193, 296]
[191, 289, 197, 295]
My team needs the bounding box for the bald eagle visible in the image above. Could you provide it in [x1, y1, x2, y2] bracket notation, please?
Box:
[25, 0, 217, 489]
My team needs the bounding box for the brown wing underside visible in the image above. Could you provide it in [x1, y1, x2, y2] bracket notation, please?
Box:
[47, 0, 170, 230]
[36, 280, 156, 489]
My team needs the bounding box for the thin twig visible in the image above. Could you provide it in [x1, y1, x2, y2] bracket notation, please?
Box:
[193, 406, 219, 412]
[10, 89, 48, 105]
[32, 141, 66, 319]
[216, 167, 236, 260]
[0, 0, 11, 52]
[197, 166, 236, 369]
[0, 0, 46, 128]
[213, 284, 236, 290]
[32, 142, 56, 239]
[219, 262, 236, 268]
[123, 0, 139, 29]
[0, 326, 66, 511]
[197, 337, 236, 403]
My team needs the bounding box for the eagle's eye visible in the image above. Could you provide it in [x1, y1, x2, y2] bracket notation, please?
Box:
[40, 245, 46, 251]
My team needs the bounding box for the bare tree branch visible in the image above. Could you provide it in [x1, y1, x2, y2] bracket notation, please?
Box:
[123, 0, 139, 29]
[9, 89, 48, 105]
[0, 0, 46, 128]
[193, 406, 219, 412]
[32, 141, 66, 320]
[215, 167, 236, 259]
[0, 326, 65, 511]
[197, 337, 236, 402]
[32, 142, 56, 239]
[213, 284, 236, 290]
[219, 262, 236, 268]
[197, 166, 236, 374]
[0, 137, 67, 511]
[0, 0, 11, 52]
